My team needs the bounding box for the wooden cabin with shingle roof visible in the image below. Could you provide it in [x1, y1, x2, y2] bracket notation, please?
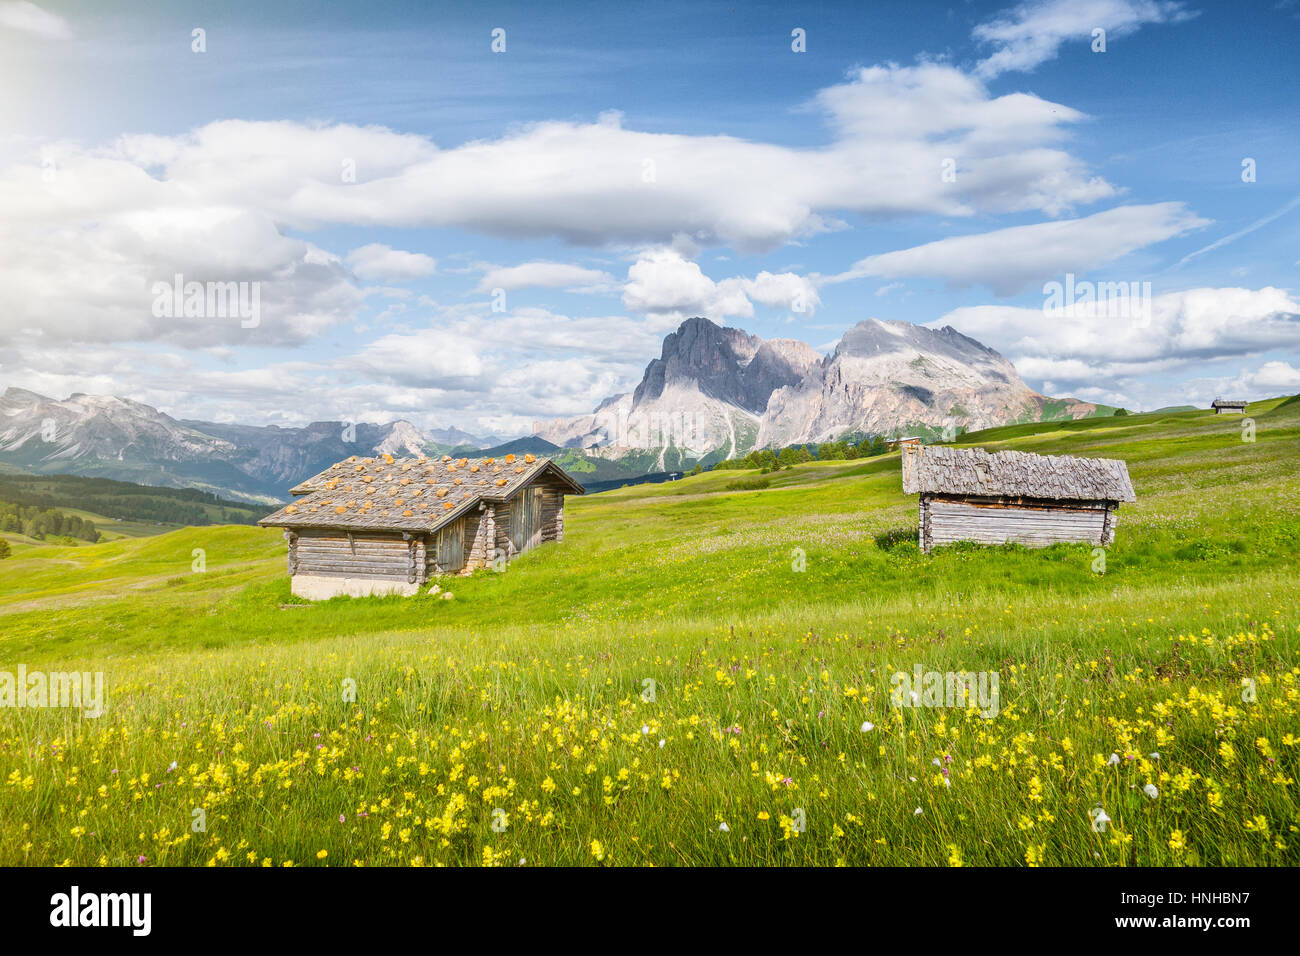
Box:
[1211, 398, 1249, 415]
[260, 453, 585, 599]
[900, 444, 1135, 554]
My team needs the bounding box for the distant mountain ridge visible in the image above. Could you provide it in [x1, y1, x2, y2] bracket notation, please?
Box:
[0, 388, 657, 503]
[0, 388, 502, 504]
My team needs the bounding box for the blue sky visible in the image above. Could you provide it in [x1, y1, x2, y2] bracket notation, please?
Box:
[1, 0, 1298, 435]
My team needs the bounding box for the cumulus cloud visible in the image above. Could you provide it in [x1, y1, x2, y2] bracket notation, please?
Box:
[290, 307, 664, 433]
[0, 18, 1246, 426]
[0, 58, 1124, 353]
[0, 1, 70, 39]
[933, 286, 1300, 390]
[829, 203, 1209, 295]
[0, 53, 1128, 358]
[5, 61, 1115, 249]
[346, 243, 437, 281]
[0, 180, 361, 347]
[622, 248, 819, 318]
[973, 0, 1194, 78]
[1244, 360, 1300, 390]
[1097, 359, 1300, 412]
[623, 249, 748, 316]
[3, 304, 667, 436]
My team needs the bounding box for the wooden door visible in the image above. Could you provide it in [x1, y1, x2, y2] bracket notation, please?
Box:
[434, 521, 465, 573]
[529, 487, 543, 550]
[510, 487, 543, 554]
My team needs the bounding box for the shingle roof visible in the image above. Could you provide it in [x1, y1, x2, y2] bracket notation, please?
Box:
[901, 445, 1136, 502]
[260, 454, 584, 533]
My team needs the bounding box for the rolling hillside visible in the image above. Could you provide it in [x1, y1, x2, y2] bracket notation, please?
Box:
[0, 397, 1296, 866]
[0, 472, 270, 556]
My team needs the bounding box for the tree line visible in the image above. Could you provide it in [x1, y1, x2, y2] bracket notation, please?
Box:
[0, 501, 99, 543]
[691, 436, 894, 476]
[0, 475, 268, 528]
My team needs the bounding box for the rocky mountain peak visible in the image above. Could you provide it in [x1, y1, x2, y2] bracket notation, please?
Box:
[631, 317, 817, 414]
[375, 420, 428, 457]
[835, 318, 998, 364]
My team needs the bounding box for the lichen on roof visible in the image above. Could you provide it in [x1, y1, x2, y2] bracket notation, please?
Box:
[262, 452, 583, 532]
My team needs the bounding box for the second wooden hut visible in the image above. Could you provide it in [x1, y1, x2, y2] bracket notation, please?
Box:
[901, 444, 1136, 553]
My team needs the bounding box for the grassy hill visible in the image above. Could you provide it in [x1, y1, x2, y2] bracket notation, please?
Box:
[0, 398, 1296, 866]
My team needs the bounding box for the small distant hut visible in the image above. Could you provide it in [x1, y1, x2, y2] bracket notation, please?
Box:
[890, 435, 924, 451]
[1211, 398, 1248, 415]
[259, 453, 585, 599]
[901, 445, 1135, 554]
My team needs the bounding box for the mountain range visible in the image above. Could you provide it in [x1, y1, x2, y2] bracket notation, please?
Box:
[0, 389, 503, 504]
[1, 317, 1111, 503]
[533, 316, 1109, 469]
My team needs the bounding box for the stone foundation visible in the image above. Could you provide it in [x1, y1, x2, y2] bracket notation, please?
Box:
[291, 574, 420, 600]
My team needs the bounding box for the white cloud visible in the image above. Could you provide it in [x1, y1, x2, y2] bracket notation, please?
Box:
[0, 59, 1123, 352]
[475, 261, 615, 294]
[1114, 359, 1300, 411]
[346, 243, 437, 281]
[934, 286, 1300, 389]
[1, 62, 1116, 254]
[0, 175, 361, 347]
[622, 247, 819, 318]
[0, 1, 71, 39]
[973, 0, 1194, 78]
[2, 303, 667, 436]
[623, 248, 748, 316]
[829, 203, 1209, 295]
[742, 270, 821, 314]
[1247, 360, 1300, 390]
[286, 306, 663, 433]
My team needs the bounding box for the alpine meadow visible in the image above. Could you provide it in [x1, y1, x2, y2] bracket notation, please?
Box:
[2, 399, 1296, 867]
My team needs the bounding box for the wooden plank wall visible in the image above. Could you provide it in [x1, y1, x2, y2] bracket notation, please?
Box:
[922, 496, 1111, 552]
[292, 529, 415, 579]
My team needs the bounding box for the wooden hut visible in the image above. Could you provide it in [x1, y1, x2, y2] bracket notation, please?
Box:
[1211, 398, 1248, 415]
[259, 453, 585, 599]
[901, 444, 1135, 554]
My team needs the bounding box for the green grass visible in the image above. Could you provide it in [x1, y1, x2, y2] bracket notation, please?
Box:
[0, 399, 1296, 866]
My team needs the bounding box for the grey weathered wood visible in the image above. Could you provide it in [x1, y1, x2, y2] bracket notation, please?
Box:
[262, 456, 585, 591]
[927, 499, 1109, 547]
[906, 445, 1136, 553]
